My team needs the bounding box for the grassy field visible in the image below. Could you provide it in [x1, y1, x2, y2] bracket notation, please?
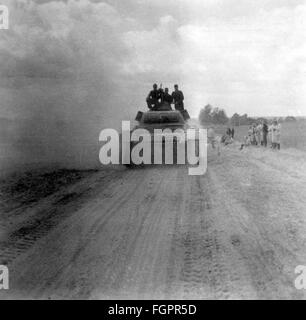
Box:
[210, 121, 306, 151]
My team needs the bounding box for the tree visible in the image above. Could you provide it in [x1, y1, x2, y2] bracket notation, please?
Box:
[199, 104, 213, 124]
[199, 104, 229, 125]
[240, 114, 249, 125]
[231, 113, 240, 126]
[215, 108, 228, 124]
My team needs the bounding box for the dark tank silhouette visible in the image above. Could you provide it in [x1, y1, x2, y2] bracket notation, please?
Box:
[122, 102, 196, 167]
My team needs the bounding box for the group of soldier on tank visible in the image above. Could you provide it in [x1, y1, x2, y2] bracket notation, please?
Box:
[146, 83, 184, 111]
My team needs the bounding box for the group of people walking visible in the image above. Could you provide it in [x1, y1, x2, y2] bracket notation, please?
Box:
[242, 119, 281, 150]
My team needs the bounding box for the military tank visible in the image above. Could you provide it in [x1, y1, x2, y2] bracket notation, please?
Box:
[122, 103, 199, 167]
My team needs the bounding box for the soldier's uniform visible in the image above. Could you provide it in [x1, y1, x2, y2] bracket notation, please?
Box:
[163, 92, 173, 105]
[172, 90, 184, 111]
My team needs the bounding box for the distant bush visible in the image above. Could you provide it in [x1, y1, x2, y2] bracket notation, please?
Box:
[284, 116, 297, 122]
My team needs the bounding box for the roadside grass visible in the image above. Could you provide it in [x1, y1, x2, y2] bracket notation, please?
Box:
[202, 121, 306, 151]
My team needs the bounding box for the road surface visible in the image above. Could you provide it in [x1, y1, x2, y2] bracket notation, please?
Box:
[1, 144, 306, 299]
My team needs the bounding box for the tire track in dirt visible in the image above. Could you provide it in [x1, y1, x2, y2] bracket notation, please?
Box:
[208, 149, 306, 299]
[173, 173, 248, 299]
[1, 167, 172, 299]
[106, 167, 181, 299]
[87, 168, 169, 299]
[33, 168, 150, 299]
[0, 170, 120, 266]
[2, 146, 306, 299]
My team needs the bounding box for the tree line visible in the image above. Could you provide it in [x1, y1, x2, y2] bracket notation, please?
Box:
[199, 104, 297, 126]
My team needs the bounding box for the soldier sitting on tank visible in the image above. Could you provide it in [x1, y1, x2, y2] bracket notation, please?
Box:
[146, 83, 163, 110]
[171, 84, 184, 111]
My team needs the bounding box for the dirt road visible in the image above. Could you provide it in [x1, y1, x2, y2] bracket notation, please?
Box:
[1, 145, 306, 299]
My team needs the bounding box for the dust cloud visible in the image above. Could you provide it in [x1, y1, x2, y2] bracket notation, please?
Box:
[0, 0, 141, 175]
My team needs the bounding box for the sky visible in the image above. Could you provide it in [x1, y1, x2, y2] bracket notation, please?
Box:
[0, 0, 306, 169]
[1, 0, 306, 119]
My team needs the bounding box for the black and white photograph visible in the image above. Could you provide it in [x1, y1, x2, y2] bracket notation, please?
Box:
[1, 0, 306, 302]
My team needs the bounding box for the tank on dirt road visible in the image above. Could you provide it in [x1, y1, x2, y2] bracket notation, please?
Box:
[123, 103, 198, 166]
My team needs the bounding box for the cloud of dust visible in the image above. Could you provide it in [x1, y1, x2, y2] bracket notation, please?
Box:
[0, 0, 139, 173]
